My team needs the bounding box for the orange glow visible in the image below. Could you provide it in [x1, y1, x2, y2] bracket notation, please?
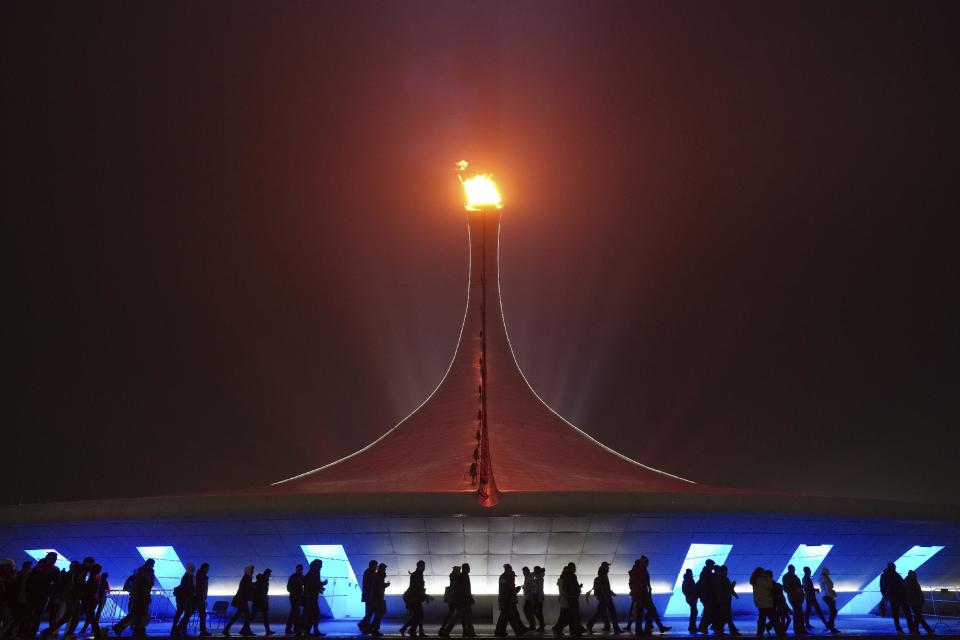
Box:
[457, 160, 503, 211]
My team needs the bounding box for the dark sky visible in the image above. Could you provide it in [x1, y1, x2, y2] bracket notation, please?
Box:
[5, 1, 958, 507]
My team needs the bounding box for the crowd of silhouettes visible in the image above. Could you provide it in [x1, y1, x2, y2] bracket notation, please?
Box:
[0, 553, 940, 639]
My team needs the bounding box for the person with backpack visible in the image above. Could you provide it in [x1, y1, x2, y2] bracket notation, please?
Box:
[681, 569, 699, 634]
[171, 563, 197, 637]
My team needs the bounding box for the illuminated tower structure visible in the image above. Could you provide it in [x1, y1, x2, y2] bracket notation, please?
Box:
[269, 166, 707, 507]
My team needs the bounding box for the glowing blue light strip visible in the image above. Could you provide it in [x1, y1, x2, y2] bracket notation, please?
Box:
[839, 545, 945, 615]
[137, 545, 186, 605]
[779, 545, 833, 580]
[664, 543, 734, 616]
[25, 548, 71, 571]
[300, 544, 364, 619]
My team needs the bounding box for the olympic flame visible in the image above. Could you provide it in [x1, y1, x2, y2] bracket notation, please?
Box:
[457, 160, 502, 211]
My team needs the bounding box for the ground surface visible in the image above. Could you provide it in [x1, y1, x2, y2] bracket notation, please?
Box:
[114, 616, 959, 639]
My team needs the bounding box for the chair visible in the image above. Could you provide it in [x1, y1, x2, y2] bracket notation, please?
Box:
[209, 600, 230, 632]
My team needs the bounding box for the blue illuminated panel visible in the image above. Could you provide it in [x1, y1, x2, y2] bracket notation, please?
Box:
[137, 546, 186, 604]
[25, 549, 71, 571]
[779, 545, 833, 580]
[839, 545, 945, 615]
[300, 544, 364, 619]
[664, 543, 734, 616]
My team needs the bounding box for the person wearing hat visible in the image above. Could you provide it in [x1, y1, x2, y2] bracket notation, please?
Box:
[586, 562, 621, 634]
[495, 564, 527, 637]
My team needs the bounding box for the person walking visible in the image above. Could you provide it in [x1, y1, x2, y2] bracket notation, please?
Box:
[586, 562, 621, 634]
[494, 564, 526, 637]
[521, 568, 536, 631]
[285, 565, 304, 636]
[879, 562, 914, 635]
[252, 570, 273, 636]
[555, 562, 585, 636]
[714, 565, 738, 636]
[817, 569, 839, 634]
[781, 566, 806, 636]
[112, 559, 154, 639]
[801, 568, 828, 631]
[301, 560, 327, 638]
[79, 571, 110, 637]
[368, 564, 389, 638]
[400, 561, 431, 637]
[530, 568, 546, 633]
[358, 561, 378, 635]
[438, 566, 460, 637]
[696, 560, 718, 635]
[196, 564, 211, 637]
[171, 563, 197, 637]
[634, 557, 669, 636]
[443, 563, 475, 638]
[750, 568, 781, 638]
[0, 560, 17, 640]
[42, 560, 79, 638]
[768, 572, 791, 635]
[681, 569, 698, 635]
[223, 566, 255, 637]
[904, 570, 933, 635]
[73, 564, 104, 640]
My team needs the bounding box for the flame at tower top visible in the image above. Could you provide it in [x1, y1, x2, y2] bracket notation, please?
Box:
[458, 160, 503, 211]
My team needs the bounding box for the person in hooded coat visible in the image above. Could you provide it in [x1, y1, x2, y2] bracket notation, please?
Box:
[903, 570, 933, 635]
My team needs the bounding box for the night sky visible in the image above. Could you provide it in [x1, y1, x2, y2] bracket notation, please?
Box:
[6, 2, 958, 508]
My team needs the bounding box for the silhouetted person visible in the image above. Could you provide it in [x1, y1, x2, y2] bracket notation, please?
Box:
[0, 560, 17, 639]
[80, 571, 110, 637]
[26, 553, 59, 638]
[72, 563, 103, 640]
[750, 567, 782, 638]
[368, 564, 389, 638]
[781, 566, 806, 636]
[530, 567, 546, 632]
[252, 569, 273, 636]
[438, 566, 460, 637]
[63, 557, 95, 639]
[42, 560, 79, 638]
[521, 568, 536, 630]
[2, 560, 31, 640]
[495, 564, 526, 637]
[696, 560, 718, 634]
[444, 563, 475, 638]
[817, 569, 839, 633]
[634, 557, 669, 636]
[171, 563, 197, 637]
[358, 561, 378, 635]
[879, 562, 914, 635]
[400, 561, 431, 637]
[301, 560, 328, 638]
[555, 562, 585, 636]
[286, 565, 304, 636]
[113, 559, 154, 638]
[767, 571, 791, 635]
[586, 562, 621, 634]
[904, 570, 933, 635]
[223, 565, 255, 637]
[680, 569, 698, 634]
[714, 565, 738, 636]
[800, 567, 827, 631]
[196, 563, 211, 637]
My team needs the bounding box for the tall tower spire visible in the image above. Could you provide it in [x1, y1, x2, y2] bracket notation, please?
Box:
[269, 163, 697, 503]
